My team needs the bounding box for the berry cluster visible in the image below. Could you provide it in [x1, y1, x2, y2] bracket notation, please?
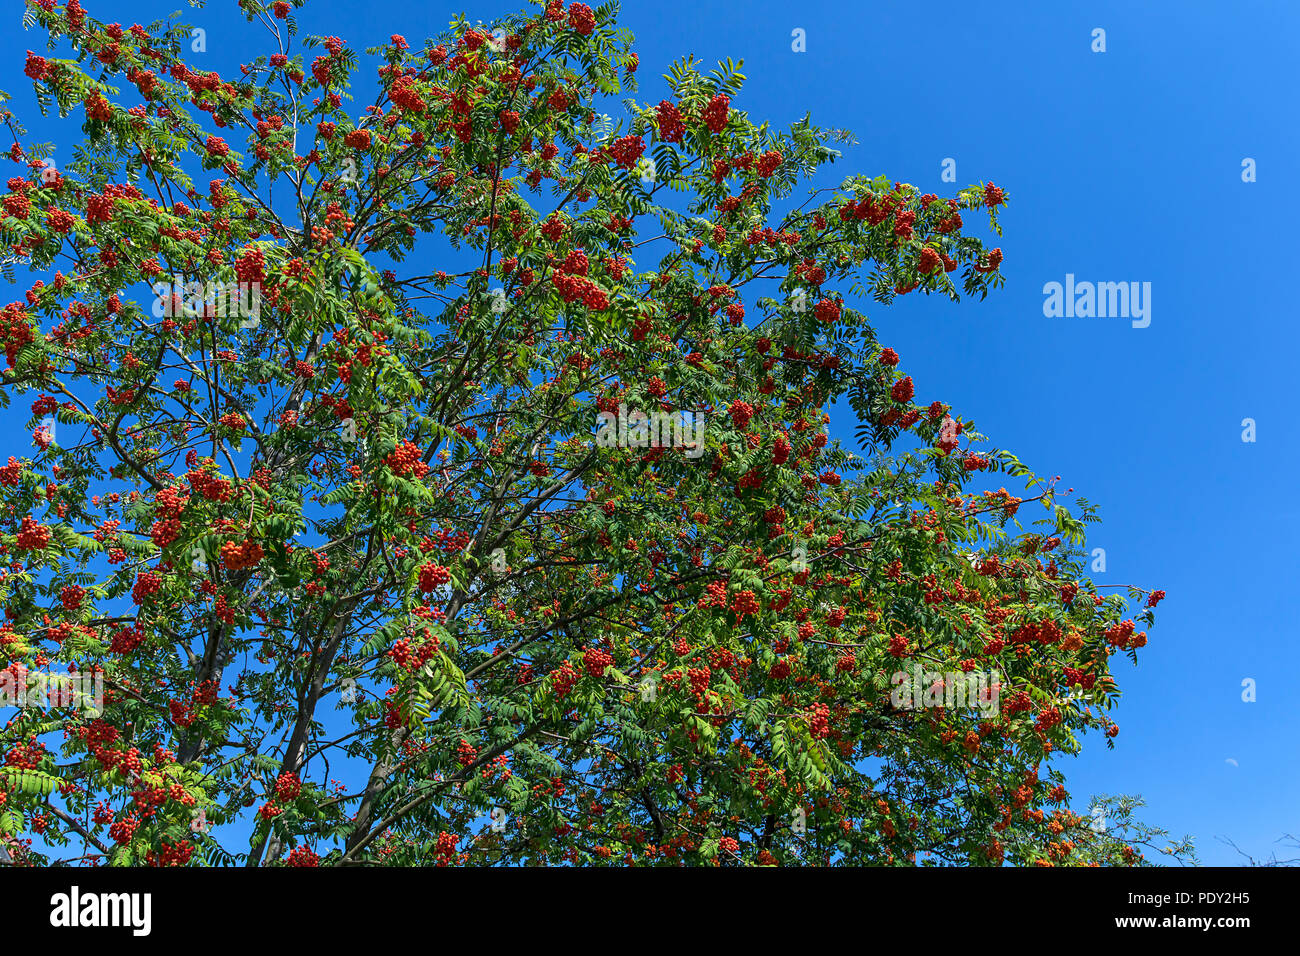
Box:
[890, 376, 915, 403]
[728, 401, 754, 429]
[584, 647, 613, 678]
[384, 441, 430, 479]
[551, 661, 579, 699]
[221, 539, 264, 570]
[418, 562, 451, 592]
[16, 516, 50, 550]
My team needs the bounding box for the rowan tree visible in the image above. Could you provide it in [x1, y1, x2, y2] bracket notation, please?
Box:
[0, 0, 1180, 866]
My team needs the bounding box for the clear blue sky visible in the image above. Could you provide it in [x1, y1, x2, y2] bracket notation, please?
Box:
[5, 0, 1296, 865]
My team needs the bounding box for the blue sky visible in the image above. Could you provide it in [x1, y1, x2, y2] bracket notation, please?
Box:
[4, 0, 1297, 865]
[629, 0, 1300, 867]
